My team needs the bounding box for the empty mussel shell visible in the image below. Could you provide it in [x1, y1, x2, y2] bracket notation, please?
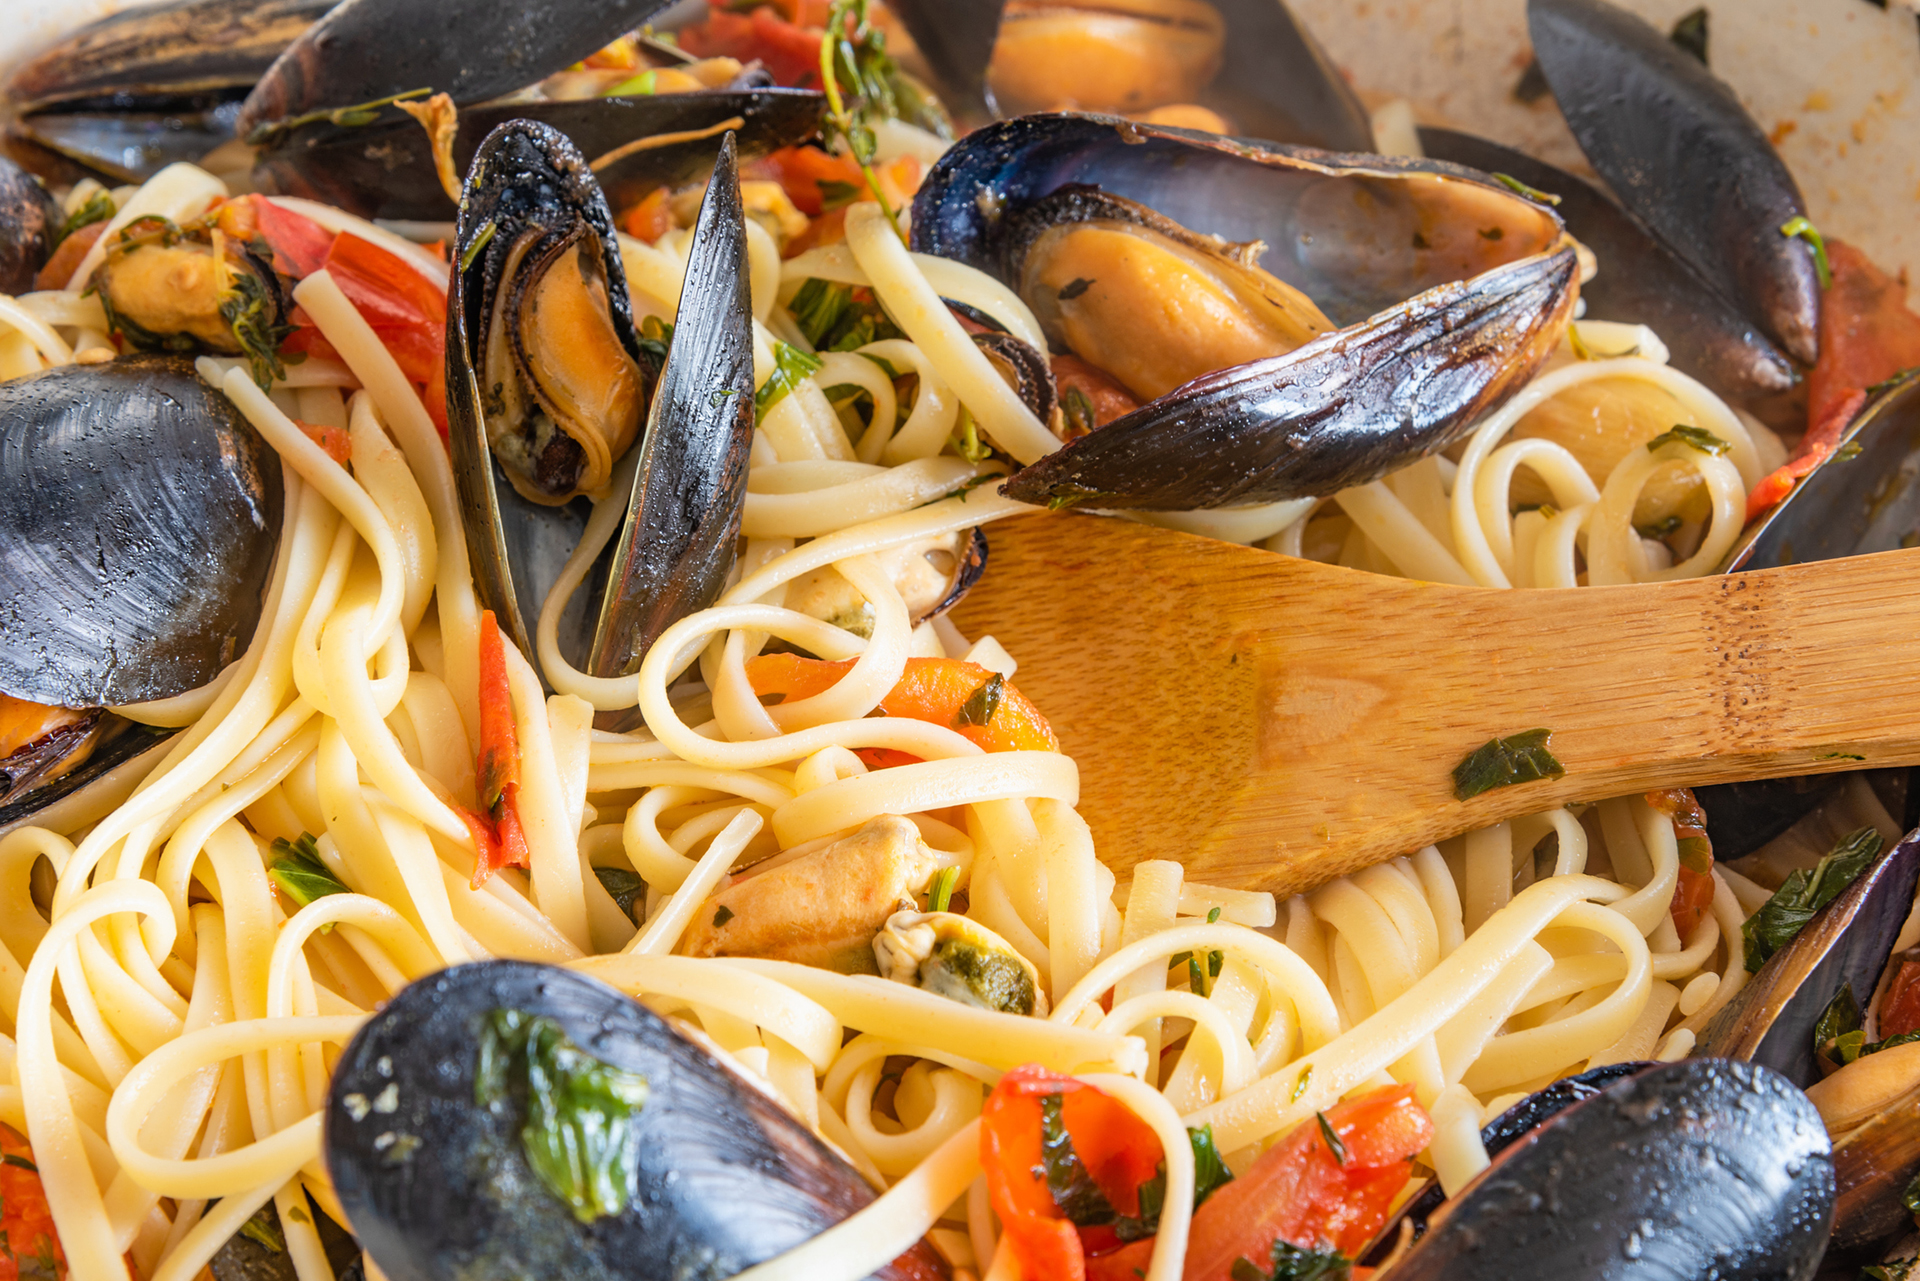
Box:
[1387, 1058, 1833, 1281]
[0, 355, 282, 707]
[1528, 0, 1821, 367]
[327, 959, 946, 1281]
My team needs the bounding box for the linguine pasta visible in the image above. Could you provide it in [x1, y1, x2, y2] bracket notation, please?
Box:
[0, 163, 1793, 1281]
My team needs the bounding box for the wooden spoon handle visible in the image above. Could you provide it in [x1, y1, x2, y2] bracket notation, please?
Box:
[952, 512, 1920, 893]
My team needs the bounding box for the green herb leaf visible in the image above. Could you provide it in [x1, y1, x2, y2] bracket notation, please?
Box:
[1451, 728, 1565, 800]
[476, 1007, 651, 1224]
[1645, 424, 1731, 456]
[1836, 440, 1865, 461]
[637, 314, 674, 373]
[1316, 1112, 1348, 1166]
[1291, 1065, 1313, 1102]
[955, 672, 1004, 728]
[816, 179, 863, 211]
[1635, 514, 1683, 540]
[755, 340, 825, 420]
[791, 277, 854, 347]
[1781, 216, 1833, 290]
[1206, 905, 1223, 923]
[604, 69, 658, 97]
[1815, 983, 1863, 1069]
[238, 1204, 285, 1253]
[459, 219, 496, 273]
[952, 406, 992, 462]
[220, 263, 293, 390]
[1491, 172, 1562, 207]
[1743, 826, 1884, 972]
[0, 1154, 37, 1173]
[818, 0, 908, 242]
[712, 904, 736, 929]
[268, 833, 348, 911]
[52, 190, 114, 249]
[1039, 1092, 1118, 1226]
[1061, 385, 1098, 438]
[1265, 1240, 1354, 1281]
[1904, 1171, 1920, 1218]
[927, 865, 959, 913]
[1114, 1124, 1238, 1242]
[592, 865, 646, 925]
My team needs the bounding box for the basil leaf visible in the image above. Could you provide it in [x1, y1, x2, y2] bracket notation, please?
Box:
[477, 1007, 650, 1224]
[237, 1204, 285, 1253]
[1039, 1092, 1117, 1227]
[816, 179, 863, 211]
[1814, 983, 1863, 1069]
[1114, 1123, 1238, 1242]
[592, 865, 645, 924]
[1234, 1240, 1354, 1281]
[791, 277, 853, 347]
[52, 190, 114, 249]
[755, 341, 825, 421]
[268, 833, 348, 910]
[955, 672, 1004, 728]
[1743, 826, 1883, 971]
[1451, 728, 1564, 800]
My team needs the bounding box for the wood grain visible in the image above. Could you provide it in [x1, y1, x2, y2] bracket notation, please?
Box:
[950, 511, 1920, 895]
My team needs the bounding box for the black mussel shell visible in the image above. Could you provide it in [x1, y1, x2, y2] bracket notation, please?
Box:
[885, 0, 1006, 121]
[1694, 776, 1846, 862]
[0, 719, 173, 841]
[914, 114, 1567, 328]
[447, 119, 646, 665]
[1388, 1058, 1833, 1281]
[918, 527, 990, 626]
[1417, 127, 1796, 401]
[1528, 0, 1821, 367]
[0, 356, 282, 707]
[237, 0, 672, 139]
[327, 959, 946, 1281]
[251, 89, 824, 222]
[0, 155, 62, 294]
[586, 133, 754, 708]
[1000, 245, 1576, 508]
[1697, 828, 1920, 1088]
[4, 0, 332, 183]
[974, 331, 1057, 427]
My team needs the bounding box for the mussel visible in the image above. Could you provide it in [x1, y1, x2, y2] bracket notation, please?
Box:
[2, 0, 332, 184]
[909, 113, 1578, 508]
[1383, 1059, 1834, 1280]
[446, 121, 753, 701]
[236, 0, 823, 220]
[0, 355, 281, 830]
[1528, 0, 1822, 368]
[888, 0, 1374, 149]
[327, 959, 948, 1280]
[0, 155, 62, 294]
[1416, 127, 1797, 402]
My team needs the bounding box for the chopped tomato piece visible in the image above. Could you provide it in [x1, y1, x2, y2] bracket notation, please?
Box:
[1749, 241, 1920, 521]
[1645, 787, 1716, 936]
[1052, 354, 1141, 439]
[0, 1125, 64, 1281]
[33, 219, 106, 291]
[745, 654, 1057, 755]
[1882, 949, 1920, 1040]
[1094, 1085, 1430, 1281]
[621, 187, 675, 243]
[679, 2, 828, 87]
[981, 1065, 1167, 1281]
[305, 231, 450, 435]
[215, 194, 335, 279]
[295, 418, 353, 466]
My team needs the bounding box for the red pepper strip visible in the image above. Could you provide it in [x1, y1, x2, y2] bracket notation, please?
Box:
[680, 4, 827, 88]
[247, 195, 336, 278]
[744, 654, 1058, 757]
[294, 418, 353, 466]
[1749, 240, 1920, 521]
[317, 231, 451, 436]
[1645, 787, 1716, 936]
[469, 611, 528, 886]
[981, 1065, 1166, 1281]
[1882, 950, 1920, 1040]
[1091, 1085, 1432, 1281]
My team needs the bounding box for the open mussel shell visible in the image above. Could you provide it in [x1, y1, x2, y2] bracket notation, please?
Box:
[251, 88, 825, 222]
[1697, 829, 1920, 1086]
[1825, 1080, 1920, 1266]
[1528, 0, 1820, 367]
[1417, 127, 1796, 401]
[1694, 776, 1846, 863]
[327, 959, 946, 1281]
[0, 155, 62, 294]
[4, 0, 332, 183]
[586, 133, 754, 706]
[1387, 1059, 1833, 1281]
[887, 0, 1373, 149]
[0, 356, 282, 707]
[912, 113, 1577, 507]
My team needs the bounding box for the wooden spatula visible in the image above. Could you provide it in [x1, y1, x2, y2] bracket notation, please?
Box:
[949, 511, 1920, 895]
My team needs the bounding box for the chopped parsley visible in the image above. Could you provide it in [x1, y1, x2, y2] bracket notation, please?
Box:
[712, 904, 736, 929]
[1645, 424, 1731, 456]
[476, 1007, 651, 1223]
[1743, 826, 1883, 972]
[1451, 728, 1564, 800]
[1231, 1240, 1353, 1281]
[755, 341, 825, 420]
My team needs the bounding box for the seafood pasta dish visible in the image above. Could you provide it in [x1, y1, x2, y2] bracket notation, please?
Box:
[1, 0, 1919, 1278]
